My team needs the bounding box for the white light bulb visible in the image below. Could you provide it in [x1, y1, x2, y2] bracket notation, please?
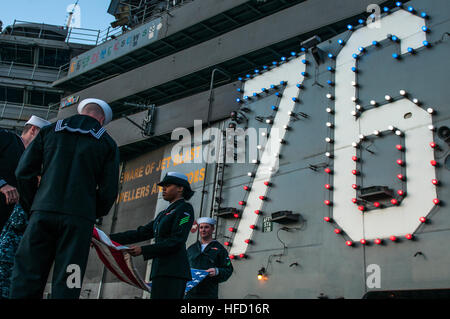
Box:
[385, 95, 392, 101]
[326, 108, 333, 113]
[325, 152, 331, 157]
[351, 110, 357, 116]
[373, 130, 380, 136]
[370, 100, 377, 106]
[395, 130, 402, 136]
[388, 125, 395, 131]
[413, 98, 420, 104]
[351, 96, 357, 102]
[428, 125, 435, 131]
[427, 108, 434, 114]
[326, 94, 333, 99]
[351, 81, 357, 86]
[352, 142, 358, 148]
[356, 105, 362, 110]
[400, 90, 407, 96]
[326, 122, 333, 128]
[325, 137, 333, 143]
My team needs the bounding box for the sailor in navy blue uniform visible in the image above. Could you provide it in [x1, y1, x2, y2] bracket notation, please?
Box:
[110, 172, 195, 299]
[10, 99, 120, 299]
[186, 217, 233, 299]
[0, 116, 50, 231]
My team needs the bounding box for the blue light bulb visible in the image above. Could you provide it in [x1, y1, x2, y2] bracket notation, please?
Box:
[272, 61, 278, 65]
[271, 105, 278, 111]
[275, 92, 282, 97]
[291, 52, 297, 56]
[422, 26, 429, 32]
[253, 93, 258, 97]
[347, 25, 353, 30]
[407, 6, 414, 12]
[281, 57, 286, 61]
[237, 88, 242, 92]
[292, 97, 299, 102]
[238, 77, 243, 81]
[280, 81, 286, 86]
[338, 39, 344, 45]
[327, 66, 334, 72]
[270, 84, 276, 89]
[254, 69, 260, 74]
[244, 95, 249, 100]
[383, 7, 389, 12]
[236, 98, 242, 103]
[352, 53, 359, 59]
[396, 2, 402, 7]
[407, 47, 414, 53]
[392, 53, 399, 59]
[327, 80, 333, 85]
[301, 72, 307, 76]
[421, 12, 428, 18]
[301, 47, 306, 52]
[261, 88, 267, 92]
[296, 84, 303, 88]
[359, 47, 365, 52]
[372, 40, 379, 46]
[358, 19, 365, 25]
[423, 40, 430, 47]
[246, 74, 251, 78]
[302, 59, 307, 64]
[351, 67, 357, 72]
[263, 65, 268, 69]
[328, 53, 334, 59]
[391, 35, 398, 42]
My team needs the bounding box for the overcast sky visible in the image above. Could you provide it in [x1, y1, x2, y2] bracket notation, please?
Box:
[1, 0, 115, 31]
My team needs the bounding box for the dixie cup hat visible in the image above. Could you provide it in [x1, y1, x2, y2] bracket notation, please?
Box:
[197, 217, 216, 225]
[77, 98, 113, 125]
[25, 115, 51, 128]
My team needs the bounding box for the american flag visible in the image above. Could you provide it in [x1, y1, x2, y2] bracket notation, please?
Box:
[92, 227, 208, 293]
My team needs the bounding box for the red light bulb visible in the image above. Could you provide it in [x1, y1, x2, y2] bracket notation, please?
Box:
[352, 170, 359, 175]
[396, 159, 404, 166]
[397, 174, 404, 180]
[352, 156, 359, 162]
[397, 190, 405, 196]
[431, 179, 438, 185]
[229, 255, 235, 259]
[374, 238, 382, 245]
[430, 160, 437, 166]
[233, 213, 240, 218]
[324, 200, 332, 206]
[390, 236, 397, 242]
[324, 168, 332, 174]
[243, 186, 250, 191]
[323, 217, 331, 222]
[254, 210, 261, 215]
[352, 198, 358, 204]
[244, 239, 252, 244]
[239, 253, 246, 259]
[396, 144, 403, 151]
[334, 228, 341, 234]
[358, 205, 365, 212]
[345, 241, 353, 247]
[250, 224, 256, 229]
[419, 217, 426, 223]
[352, 184, 358, 189]
[430, 142, 436, 148]
[391, 199, 398, 205]
[325, 184, 331, 189]
[259, 195, 266, 200]
[239, 201, 246, 206]
[228, 227, 235, 232]
[374, 202, 381, 208]
[433, 198, 440, 205]
[360, 239, 367, 245]
[264, 181, 271, 186]
[224, 241, 231, 246]
[405, 234, 413, 240]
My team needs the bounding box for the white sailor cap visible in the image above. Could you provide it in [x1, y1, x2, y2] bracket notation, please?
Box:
[25, 115, 51, 129]
[77, 98, 113, 126]
[197, 217, 216, 225]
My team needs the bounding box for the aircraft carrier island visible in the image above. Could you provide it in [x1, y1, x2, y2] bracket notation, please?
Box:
[7, 0, 449, 299]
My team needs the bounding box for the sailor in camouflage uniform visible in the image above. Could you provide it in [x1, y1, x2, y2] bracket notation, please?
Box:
[0, 204, 28, 298]
[110, 172, 195, 299]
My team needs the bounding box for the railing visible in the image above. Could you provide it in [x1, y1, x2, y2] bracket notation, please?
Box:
[0, 60, 62, 83]
[0, 100, 59, 123]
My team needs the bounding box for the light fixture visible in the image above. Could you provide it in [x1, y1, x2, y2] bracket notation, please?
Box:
[257, 267, 267, 281]
[419, 217, 427, 223]
[405, 234, 413, 240]
[345, 241, 353, 247]
[399, 90, 407, 96]
[334, 228, 342, 234]
[324, 217, 331, 222]
[390, 236, 397, 242]
[432, 179, 439, 185]
[374, 238, 382, 245]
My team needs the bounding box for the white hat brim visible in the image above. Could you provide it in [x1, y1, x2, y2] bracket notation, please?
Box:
[77, 98, 113, 125]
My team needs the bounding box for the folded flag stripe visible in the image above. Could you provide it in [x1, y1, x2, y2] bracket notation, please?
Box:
[92, 227, 208, 294]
